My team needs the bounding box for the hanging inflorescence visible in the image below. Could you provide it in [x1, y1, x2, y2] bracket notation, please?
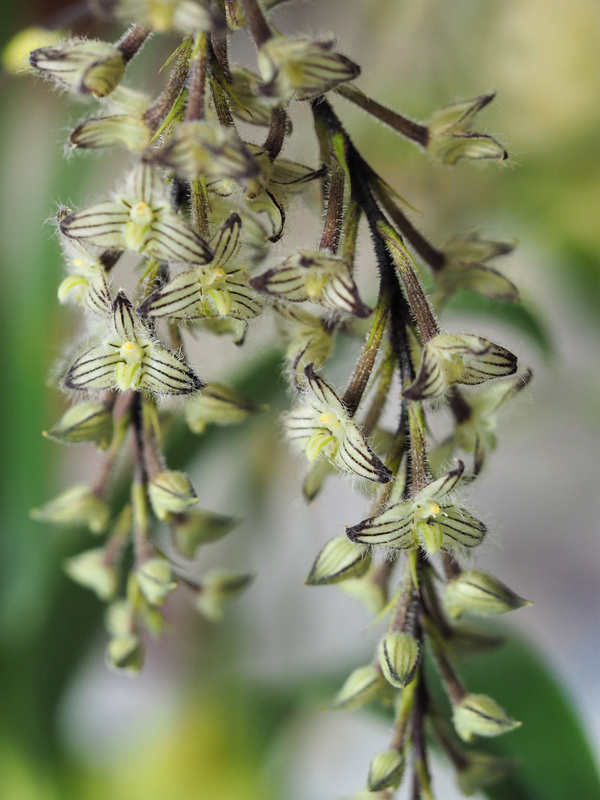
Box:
[26, 0, 532, 796]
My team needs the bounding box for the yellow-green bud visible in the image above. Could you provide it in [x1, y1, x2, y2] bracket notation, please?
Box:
[184, 383, 261, 434]
[457, 751, 515, 796]
[70, 115, 152, 151]
[329, 665, 387, 711]
[148, 470, 198, 521]
[136, 558, 177, 606]
[378, 631, 420, 688]
[172, 511, 239, 558]
[105, 599, 134, 638]
[64, 548, 117, 600]
[196, 569, 253, 622]
[29, 39, 126, 97]
[44, 402, 113, 449]
[305, 535, 371, 586]
[453, 693, 521, 742]
[31, 484, 110, 533]
[106, 634, 143, 674]
[3, 27, 60, 74]
[444, 570, 530, 618]
[367, 749, 405, 792]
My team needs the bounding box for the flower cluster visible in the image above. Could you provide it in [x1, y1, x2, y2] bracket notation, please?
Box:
[26, 1, 531, 796]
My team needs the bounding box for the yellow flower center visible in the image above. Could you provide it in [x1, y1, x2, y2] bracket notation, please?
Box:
[130, 201, 153, 226]
[119, 341, 144, 365]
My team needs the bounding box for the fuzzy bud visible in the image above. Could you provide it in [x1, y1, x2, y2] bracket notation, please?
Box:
[453, 693, 521, 742]
[29, 39, 125, 97]
[64, 548, 117, 600]
[148, 470, 198, 521]
[195, 569, 253, 622]
[378, 631, 420, 688]
[329, 665, 387, 711]
[444, 569, 530, 618]
[172, 510, 239, 557]
[106, 634, 143, 674]
[184, 383, 261, 434]
[367, 749, 405, 792]
[136, 557, 177, 606]
[31, 484, 110, 533]
[306, 535, 371, 586]
[44, 402, 113, 450]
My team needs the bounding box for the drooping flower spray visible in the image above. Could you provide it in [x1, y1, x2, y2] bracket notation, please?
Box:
[24, 0, 532, 795]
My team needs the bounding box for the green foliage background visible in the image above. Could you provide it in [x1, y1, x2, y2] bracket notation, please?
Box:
[0, 1, 598, 798]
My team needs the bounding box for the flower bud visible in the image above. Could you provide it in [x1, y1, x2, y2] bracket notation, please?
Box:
[31, 484, 110, 533]
[64, 548, 117, 600]
[329, 665, 387, 711]
[91, 0, 221, 35]
[106, 634, 143, 674]
[378, 631, 420, 688]
[427, 93, 507, 166]
[148, 470, 198, 521]
[29, 39, 126, 97]
[70, 115, 152, 151]
[105, 599, 134, 637]
[453, 693, 521, 742]
[154, 121, 258, 182]
[444, 569, 530, 618]
[172, 510, 239, 557]
[184, 383, 261, 434]
[228, 67, 273, 126]
[136, 558, 177, 607]
[305, 535, 371, 586]
[367, 749, 405, 792]
[44, 402, 113, 450]
[196, 569, 253, 622]
[258, 36, 360, 103]
[457, 751, 515, 796]
[3, 27, 61, 75]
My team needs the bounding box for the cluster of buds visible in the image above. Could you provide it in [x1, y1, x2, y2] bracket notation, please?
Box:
[23, 0, 531, 796]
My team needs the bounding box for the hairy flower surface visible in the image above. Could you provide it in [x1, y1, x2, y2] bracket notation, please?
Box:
[60, 162, 213, 264]
[284, 364, 392, 483]
[64, 292, 203, 394]
[347, 461, 486, 553]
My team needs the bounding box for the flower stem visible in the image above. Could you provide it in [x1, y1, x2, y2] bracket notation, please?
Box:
[336, 84, 429, 147]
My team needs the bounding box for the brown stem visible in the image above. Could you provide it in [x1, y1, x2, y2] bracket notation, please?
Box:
[362, 347, 396, 435]
[185, 34, 208, 122]
[211, 0, 231, 80]
[336, 84, 429, 148]
[318, 159, 345, 254]
[263, 105, 288, 162]
[144, 42, 192, 130]
[116, 24, 151, 62]
[238, 0, 272, 46]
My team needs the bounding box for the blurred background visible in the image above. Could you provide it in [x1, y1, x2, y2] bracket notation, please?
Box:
[0, 1, 598, 799]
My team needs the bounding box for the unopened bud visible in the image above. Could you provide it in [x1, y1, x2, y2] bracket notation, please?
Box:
[70, 115, 152, 151]
[457, 751, 515, 796]
[106, 634, 143, 674]
[31, 484, 110, 533]
[64, 548, 117, 600]
[44, 402, 113, 449]
[136, 557, 177, 606]
[367, 749, 405, 792]
[172, 510, 239, 557]
[148, 470, 198, 521]
[306, 535, 371, 585]
[453, 693, 521, 742]
[29, 39, 125, 97]
[378, 631, 420, 688]
[184, 383, 261, 434]
[329, 665, 387, 711]
[196, 569, 253, 622]
[444, 570, 530, 618]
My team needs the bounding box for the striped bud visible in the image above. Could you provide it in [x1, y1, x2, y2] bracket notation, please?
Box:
[367, 749, 405, 792]
[453, 693, 521, 742]
[148, 470, 198, 521]
[172, 510, 239, 557]
[44, 402, 113, 450]
[444, 570, 530, 618]
[29, 39, 125, 97]
[329, 665, 386, 711]
[378, 631, 420, 688]
[64, 548, 117, 600]
[195, 570, 253, 621]
[136, 557, 177, 606]
[31, 484, 110, 533]
[185, 383, 261, 434]
[306, 535, 371, 586]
